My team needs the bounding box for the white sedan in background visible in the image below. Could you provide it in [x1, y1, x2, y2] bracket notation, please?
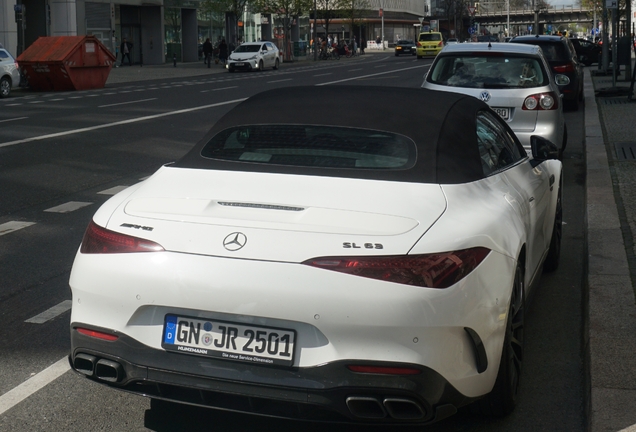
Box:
[69, 86, 562, 426]
[226, 41, 280, 72]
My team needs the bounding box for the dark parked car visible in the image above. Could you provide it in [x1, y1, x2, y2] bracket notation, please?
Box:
[394, 39, 416, 56]
[570, 38, 602, 66]
[510, 35, 584, 110]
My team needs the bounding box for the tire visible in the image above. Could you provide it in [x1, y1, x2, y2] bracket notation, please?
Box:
[258, 60, 264, 71]
[417, 55, 422, 59]
[395, 53, 399, 56]
[273, 58, 279, 70]
[543, 178, 562, 273]
[0, 76, 10, 98]
[472, 262, 525, 416]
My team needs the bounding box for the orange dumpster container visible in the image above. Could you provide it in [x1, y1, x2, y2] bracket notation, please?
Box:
[17, 36, 116, 91]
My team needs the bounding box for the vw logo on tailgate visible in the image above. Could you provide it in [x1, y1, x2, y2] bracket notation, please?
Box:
[479, 91, 491, 102]
[223, 232, 247, 251]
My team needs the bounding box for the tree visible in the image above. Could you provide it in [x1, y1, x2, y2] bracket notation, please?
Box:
[200, 0, 251, 45]
[251, 0, 313, 60]
[340, 0, 372, 43]
[316, 0, 349, 42]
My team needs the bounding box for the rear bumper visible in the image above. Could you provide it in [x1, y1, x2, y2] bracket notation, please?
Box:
[69, 326, 471, 424]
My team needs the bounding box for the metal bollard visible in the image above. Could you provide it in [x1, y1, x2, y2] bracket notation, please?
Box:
[173, 54, 177, 67]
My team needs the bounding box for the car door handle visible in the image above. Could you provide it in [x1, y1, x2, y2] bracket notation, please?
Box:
[529, 197, 535, 203]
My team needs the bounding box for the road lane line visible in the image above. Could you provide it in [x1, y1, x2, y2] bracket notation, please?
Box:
[317, 64, 428, 86]
[98, 98, 158, 108]
[0, 221, 35, 236]
[200, 86, 238, 93]
[44, 201, 93, 213]
[0, 98, 246, 149]
[267, 79, 293, 83]
[0, 357, 70, 416]
[98, 185, 129, 195]
[0, 117, 28, 123]
[25, 300, 73, 324]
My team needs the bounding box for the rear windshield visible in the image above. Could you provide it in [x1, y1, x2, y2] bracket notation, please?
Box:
[513, 40, 567, 61]
[419, 33, 442, 42]
[398, 40, 414, 45]
[235, 44, 262, 53]
[427, 54, 549, 89]
[200, 125, 416, 169]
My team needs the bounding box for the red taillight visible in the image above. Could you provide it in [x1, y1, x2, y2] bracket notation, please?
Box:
[302, 247, 490, 288]
[552, 63, 574, 73]
[438, 41, 443, 47]
[347, 365, 421, 375]
[76, 327, 119, 341]
[80, 220, 164, 254]
[522, 92, 558, 111]
[417, 42, 422, 47]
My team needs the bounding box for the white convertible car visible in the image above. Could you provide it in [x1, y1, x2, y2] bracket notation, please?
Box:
[69, 86, 562, 425]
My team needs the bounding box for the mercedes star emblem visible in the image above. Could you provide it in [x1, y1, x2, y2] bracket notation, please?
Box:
[479, 91, 491, 102]
[223, 232, 247, 251]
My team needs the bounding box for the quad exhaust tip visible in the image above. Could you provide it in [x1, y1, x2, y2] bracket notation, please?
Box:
[73, 353, 124, 383]
[346, 396, 426, 420]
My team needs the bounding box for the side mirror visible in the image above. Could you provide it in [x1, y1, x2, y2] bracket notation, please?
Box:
[554, 74, 570, 86]
[531, 135, 559, 162]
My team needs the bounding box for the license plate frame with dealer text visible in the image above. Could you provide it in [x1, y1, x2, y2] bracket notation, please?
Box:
[162, 314, 296, 367]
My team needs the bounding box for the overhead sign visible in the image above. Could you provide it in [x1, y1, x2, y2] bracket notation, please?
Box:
[606, 0, 617, 8]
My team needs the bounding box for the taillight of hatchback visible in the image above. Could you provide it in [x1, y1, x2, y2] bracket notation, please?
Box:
[80, 220, 164, 254]
[522, 92, 559, 111]
[552, 63, 574, 73]
[302, 247, 490, 288]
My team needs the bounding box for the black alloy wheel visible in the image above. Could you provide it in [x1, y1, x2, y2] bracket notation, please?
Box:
[472, 262, 525, 417]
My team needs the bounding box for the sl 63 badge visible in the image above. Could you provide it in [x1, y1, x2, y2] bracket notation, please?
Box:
[343, 242, 383, 249]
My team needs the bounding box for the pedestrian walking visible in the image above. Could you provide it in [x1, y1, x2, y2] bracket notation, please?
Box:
[202, 38, 213, 68]
[120, 37, 133, 66]
[218, 39, 228, 65]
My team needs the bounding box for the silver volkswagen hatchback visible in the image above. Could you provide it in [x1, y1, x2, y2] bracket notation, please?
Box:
[422, 42, 568, 156]
[0, 44, 21, 98]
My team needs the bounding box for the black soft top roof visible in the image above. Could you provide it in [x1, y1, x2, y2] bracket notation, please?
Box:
[175, 86, 495, 184]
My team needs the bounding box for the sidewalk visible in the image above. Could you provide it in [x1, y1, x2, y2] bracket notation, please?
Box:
[587, 67, 636, 431]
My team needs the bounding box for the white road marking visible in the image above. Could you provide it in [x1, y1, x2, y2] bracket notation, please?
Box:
[69, 96, 83, 99]
[5, 103, 22, 106]
[44, 201, 92, 213]
[0, 98, 246, 149]
[0, 221, 35, 236]
[313, 73, 332, 77]
[317, 64, 427, 86]
[28, 101, 44, 104]
[200, 86, 238, 93]
[0, 117, 28, 123]
[25, 300, 73, 324]
[0, 357, 70, 416]
[98, 185, 129, 195]
[348, 69, 363, 72]
[267, 79, 293, 83]
[49, 99, 63, 101]
[98, 98, 158, 108]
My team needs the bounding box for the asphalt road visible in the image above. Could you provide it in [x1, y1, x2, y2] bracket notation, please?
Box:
[0, 54, 586, 431]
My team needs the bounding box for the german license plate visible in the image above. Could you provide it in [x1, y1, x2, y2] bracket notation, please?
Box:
[234, 62, 244, 67]
[162, 314, 295, 367]
[426, 51, 434, 55]
[493, 107, 510, 120]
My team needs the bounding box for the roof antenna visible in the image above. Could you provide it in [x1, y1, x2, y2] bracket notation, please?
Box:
[488, 42, 492, 48]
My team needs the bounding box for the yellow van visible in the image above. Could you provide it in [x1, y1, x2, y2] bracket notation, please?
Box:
[416, 32, 444, 58]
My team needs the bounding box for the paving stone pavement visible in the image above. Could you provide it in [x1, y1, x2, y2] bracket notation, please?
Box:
[588, 66, 636, 432]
